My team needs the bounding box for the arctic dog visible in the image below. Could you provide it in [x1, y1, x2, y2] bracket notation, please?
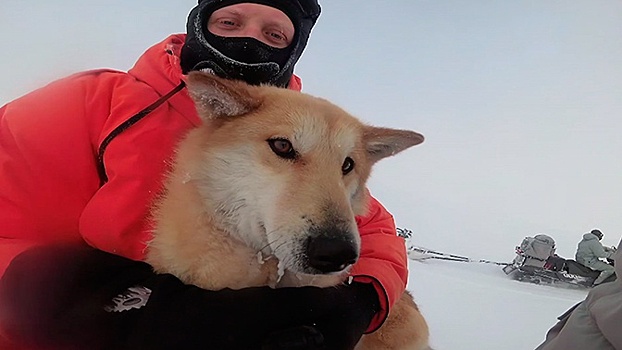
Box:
[146, 72, 430, 349]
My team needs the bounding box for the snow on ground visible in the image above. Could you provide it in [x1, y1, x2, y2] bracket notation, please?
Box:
[406, 258, 588, 350]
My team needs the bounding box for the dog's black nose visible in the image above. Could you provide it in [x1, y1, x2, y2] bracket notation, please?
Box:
[306, 235, 359, 273]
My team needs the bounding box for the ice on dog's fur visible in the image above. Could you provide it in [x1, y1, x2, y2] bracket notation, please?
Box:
[146, 72, 430, 349]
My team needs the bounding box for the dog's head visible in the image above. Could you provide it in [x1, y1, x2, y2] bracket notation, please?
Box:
[185, 72, 424, 276]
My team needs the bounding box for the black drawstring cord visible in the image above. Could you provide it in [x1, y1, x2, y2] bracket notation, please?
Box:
[97, 81, 186, 184]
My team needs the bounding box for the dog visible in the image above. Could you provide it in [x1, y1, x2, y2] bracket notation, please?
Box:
[146, 71, 430, 349]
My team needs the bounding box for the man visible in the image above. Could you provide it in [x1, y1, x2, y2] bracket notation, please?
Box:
[536, 238, 621, 350]
[0, 1, 409, 349]
[575, 229, 616, 286]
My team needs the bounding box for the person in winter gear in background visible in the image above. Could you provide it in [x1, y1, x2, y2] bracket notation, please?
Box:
[575, 229, 616, 286]
[0, 1, 410, 349]
[535, 238, 622, 350]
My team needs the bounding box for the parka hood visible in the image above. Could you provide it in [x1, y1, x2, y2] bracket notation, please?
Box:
[127, 34, 200, 126]
[583, 233, 600, 241]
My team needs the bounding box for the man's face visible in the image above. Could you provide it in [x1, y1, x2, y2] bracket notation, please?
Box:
[207, 3, 295, 49]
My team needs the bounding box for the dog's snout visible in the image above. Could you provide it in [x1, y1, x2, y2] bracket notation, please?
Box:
[306, 235, 359, 273]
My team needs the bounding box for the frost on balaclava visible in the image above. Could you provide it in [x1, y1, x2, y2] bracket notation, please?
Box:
[180, 0, 321, 87]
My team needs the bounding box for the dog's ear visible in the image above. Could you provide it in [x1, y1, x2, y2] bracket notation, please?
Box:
[364, 127, 424, 163]
[186, 71, 262, 120]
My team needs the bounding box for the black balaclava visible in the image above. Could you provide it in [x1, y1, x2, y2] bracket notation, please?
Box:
[180, 0, 321, 87]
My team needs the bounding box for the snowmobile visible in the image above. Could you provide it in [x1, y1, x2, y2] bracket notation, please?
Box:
[502, 234, 616, 288]
[396, 228, 615, 288]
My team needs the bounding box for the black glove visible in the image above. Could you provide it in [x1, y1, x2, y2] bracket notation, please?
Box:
[263, 281, 380, 350]
[0, 244, 379, 350]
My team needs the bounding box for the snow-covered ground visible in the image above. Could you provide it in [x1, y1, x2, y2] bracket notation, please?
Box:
[406, 257, 588, 350]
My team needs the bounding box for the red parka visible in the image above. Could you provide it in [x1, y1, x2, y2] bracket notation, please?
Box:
[0, 34, 408, 331]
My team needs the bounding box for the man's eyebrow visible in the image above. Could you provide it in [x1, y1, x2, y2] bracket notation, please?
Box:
[265, 21, 287, 30]
[215, 9, 243, 17]
[264, 18, 293, 32]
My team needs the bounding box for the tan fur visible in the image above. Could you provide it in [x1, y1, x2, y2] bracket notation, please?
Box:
[146, 72, 429, 349]
[355, 291, 430, 350]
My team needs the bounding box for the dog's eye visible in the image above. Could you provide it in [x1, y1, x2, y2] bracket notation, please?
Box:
[342, 157, 355, 175]
[268, 138, 297, 159]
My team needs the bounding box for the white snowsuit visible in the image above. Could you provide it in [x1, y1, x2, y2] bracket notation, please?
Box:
[535, 239, 621, 350]
[575, 232, 615, 285]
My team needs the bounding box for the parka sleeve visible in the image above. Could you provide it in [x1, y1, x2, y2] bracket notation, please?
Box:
[590, 241, 613, 259]
[77, 83, 196, 261]
[0, 72, 114, 277]
[350, 193, 409, 332]
[535, 240, 622, 350]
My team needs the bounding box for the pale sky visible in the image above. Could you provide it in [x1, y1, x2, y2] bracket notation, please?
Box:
[1, 1, 621, 259]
